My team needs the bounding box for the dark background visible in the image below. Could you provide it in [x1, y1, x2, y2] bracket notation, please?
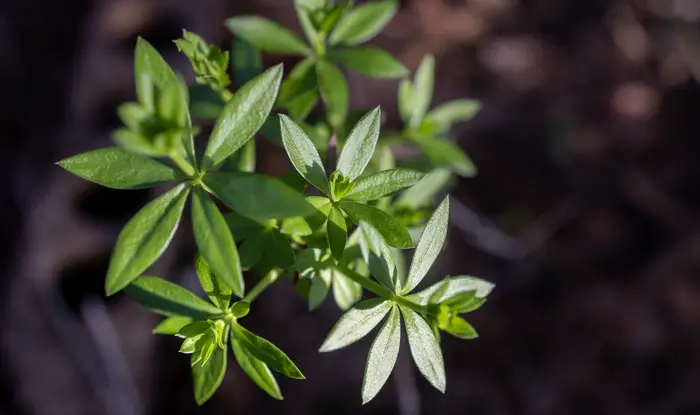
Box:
[2, 0, 700, 414]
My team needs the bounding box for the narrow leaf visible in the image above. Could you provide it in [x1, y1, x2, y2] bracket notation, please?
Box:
[319, 299, 391, 352]
[316, 60, 348, 129]
[337, 107, 381, 181]
[327, 205, 347, 260]
[106, 184, 189, 295]
[279, 114, 329, 194]
[409, 54, 435, 128]
[134, 37, 177, 109]
[193, 345, 227, 405]
[406, 276, 495, 306]
[397, 78, 413, 123]
[225, 16, 311, 55]
[394, 168, 451, 210]
[153, 316, 193, 335]
[362, 305, 401, 404]
[444, 316, 478, 339]
[231, 335, 282, 400]
[309, 269, 332, 311]
[416, 139, 476, 178]
[332, 269, 362, 311]
[330, 0, 398, 46]
[233, 36, 263, 85]
[125, 276, 221, 318]
[425, 99, 482, 133]
[232, 323, 305, 379]
[195, 252, 233, 310]
[359, 222, 397, 289]
[344, 168, 424, 201]
[400, 306, 446, 392]
[330, 46, 407, 78]
[339, 201, 413, 248]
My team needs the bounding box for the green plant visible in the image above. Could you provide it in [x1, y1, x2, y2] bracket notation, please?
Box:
[57, 1, 493, 406]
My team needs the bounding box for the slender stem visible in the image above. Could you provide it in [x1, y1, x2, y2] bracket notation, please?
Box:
[219, 88, 233, 102]
[242, 269, 281, 303]
[170, 153, 196, 177]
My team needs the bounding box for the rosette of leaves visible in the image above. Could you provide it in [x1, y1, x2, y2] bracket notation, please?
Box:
[129, 254, 304, 404]
[57, 37, 314, 296]
[174, 30, 231, 98]
[319, 197, 494, 403]
[226, 0, 406, 129]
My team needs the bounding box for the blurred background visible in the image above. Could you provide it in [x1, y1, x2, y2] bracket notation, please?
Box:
[3, 0, 700, 414]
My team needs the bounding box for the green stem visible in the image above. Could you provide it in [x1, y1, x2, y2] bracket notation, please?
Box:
[242, 269, 281, 303]
[170, 154, 196, 177]
[315, 33, 327, 57]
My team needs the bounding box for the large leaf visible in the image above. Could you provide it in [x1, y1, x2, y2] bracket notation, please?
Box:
[336, 107, 380, 181]
[225, 16, 311, 56]
[231, 334, 282, 400]
[195, 252, 233, 310]
[327, 205, 347, 260]
[344, 168, 424, 201]
[231, 323, 305, 379]
[358, 222, 397, 290]
[362, 305, 401, 404]
[330, 46, 407, 78]
[401, 196, 449, 294]
[57, 147, 181, 189]
[106, 184, 189, 295]
[339, 201, 413, 248]
[279, 115, 330, 194]
[416, 138, 476, 178]
[394, 168, 451, 209]
[316, 60, 348, 129]
[192, 345, 227, 405]
[408, 54, 435, 128]
[406, 276, 495, 305]
[425, 99, 482, 134]
[125, 276, 221, 318]
[134, 37, 177, 109]
[192, 188, 244, 298]
[330, 0, 397, 46]
[202, 64, 283, 170]
[319, 299, 392, 352]
[400, 306, 446, 392]
[205, 172, 314, 221]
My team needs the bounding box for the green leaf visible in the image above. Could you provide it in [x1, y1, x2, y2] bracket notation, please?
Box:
[406, 276, 494, 306]
[202, 64, 283, 170]
[195, 252, 233, 310]
[400, 306, 445, 392]
[332, 269, 362, 310]
[231, 323, 305, 379]
[337, 106, 380, 181]
[444, 316, 478, 339]
[339, 201, 413, 248]
[416, 139, 476, 178]
[316, 60, 348, 129]
[327, 206, 347, 260]
[231, 334, 282, 400]
[189, 84, 225, 120]
[308, 269, 332, 310]
[220, 138, 256, 173]
[394, 168, 451, 210]
[279, 115, 330, 194]
[358, 222, 397, 290]
[425, 99, 481, 133]
[362, 305, 400, 404]
[125, 276, 221, 318]
[408, 54, 435, 128]
[179, 321, 212, 338]
[105, 184, 189, 295]
[401, 196, 449, 294]
[231, 301, 251, 318]
[225, 16, 311, 56]
[193, 345, 227, 405]
[205, 172, 314, 221]
[57, 147, 181, 189]
[224, 211, 264, 241]
[153, 316, 193, 335]
[397, 78, 413, 123]
[233, 36, 263, 85]
[344, 168, 424, 201]
[238, 232, 264, 270]
[305, 196, 333, 230]
[330, 0, 398, 46]
[192, 187, 244, 298]
[134, 37, 177, 109]
[319, 299, 392, 352]
[278, 58, 316, 107]
[330, 46, 407, 78]
[295, 0, 322, 44]
[267, 230, 296, 269]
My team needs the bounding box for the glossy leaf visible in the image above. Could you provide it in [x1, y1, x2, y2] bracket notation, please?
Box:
[401, 196, 449, 294]
[225, 16, 311, 55]
[330, 46, 407, 78]
[319, 299, 391, 352]
[330, 0, 397, 46]
[327, 206, 347, 260]
[339, 201, 413, 248]
[416, 139, 476, 178]
[359, 222, 397, 290]
[400, 306, 446, 392]
[279, 115, 330, 194]
[408, 54, 435, 128]
[344, 168, 424, 201]
[337, 107, 381, 181]
[134, 37, 177, 109]
[231, 334, 282, 400]
[193, 345, 227, 405]
[394, 168, 451, 210]
[192, 187, 244, 298]
[425, 99, 482, 133]
[202, 64, 283, 170]
[232, 323, 305, 379]
[125, 276, 220, 318]
[407, 276, 495, 306]
[106, 184, 189, 295]
[362, 305, 400, 404]
[316, 60, 348, 129]
[153, 316, 193, 335]
[57, 148, 181, 189]
[195, 252, 233, 310]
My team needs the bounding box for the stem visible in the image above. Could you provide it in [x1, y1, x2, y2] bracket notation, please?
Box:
[219, 88, 233, 102]
[242, 269, 281, 303]
[315, 33, 327, 57]
[170, 153, 196, 177]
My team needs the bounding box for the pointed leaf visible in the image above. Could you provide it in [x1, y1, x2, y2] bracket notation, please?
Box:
[400, 306, 445, 392]
[106, 184, 189, 295]
[362, 305, 401, 404]
[327, 205, 347, 260]
[444, 316, 478, 339]
[319, 299, 391, 352]
[279, 114, 329, 194]
[223, 211, 264, 241]
[202, 64, 283, 170]
[192, 345, 227, 405]
[225, 16, 311, 55]
[425, 99, 482, 133]
[408, 54, 435, 128]
[337, 107, 381, 181]
[231, 323, 305, 379]
[394, 168, 451, 210]
[359, 222, 397, 289]
[330, 0, 397, 46]
[233, 36, 263, 86]
[231, 335, 283, 400]
[153, 316, 193, 335]
[330, 46, 407, 78]
[339, 201, 413, 248]
[397, 78, 413, 123]
[332, 268, 362, 311]
[344, 168, 424, 201]
[134, 37, 177, 108]
[316, 60, 348, 128]
[416, 139, 476, 178]
[195, 252, 233, 310]
[406, 276, 495, 306]
[309, 269, 332, 310]
[264, 230, 296, 269]
[125, 276, 221, 318]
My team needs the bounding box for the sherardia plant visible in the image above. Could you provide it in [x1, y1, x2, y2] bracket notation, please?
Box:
[57, 0, 493, 406]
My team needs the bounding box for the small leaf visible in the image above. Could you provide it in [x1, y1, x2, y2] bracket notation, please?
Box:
[319, 299, 392, 352]
[189, 84, 225, 120]
[406, 276, 494, 306]
[336, 106, 381, 181]
[134, 37, 177, 109]
[231, 301, 251, 318]
[205, 172, 314, 221]
[444, 316, 478, 339]
[305, 196, 333, 230]
[233, 36, 263, 85]
[401, 196, 449, 294]
[57, 148, 181, 189]
[232, 323, 305, 379]
[179, 321, 212, 338]
[106, 184, 189, 295]
[397, 78, 413, 123]
[238, 232, 265, 270]
[408, 54, 435, 128]
[231, 335, 282, 400]
[344, 168, 424, 201]
[202, 64, 283, 170]
[339, 201, 413, 248]
[278, 58, 317, 108]
[327, 205, 347, 260]
[330, 46, 407, 78]
[416, 139, 476, 178]
[225, 16, 312, 55]
[359, 222, 397, 289]
[279, 115, 330, 194]
[192, 187, 244, 298]
[394, 169, 451, 210]
[192, 345, 227, 405]
[195, 253, 232, 310]
[425, 99, 482, 134]
[362, 305, 401, 404]
[153, 316, 193, 335]
[223, 211, 264, 241]
[316, 60, 348, 129]
[330, 0, 397, 46]
[295, 0, 326, 44]
[308, 269, 332, 310]
[332, 269, 362, 311]
[266, 230, 296, 269]
[400, 306, 446, 393]
[125, 276, 221, 318]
